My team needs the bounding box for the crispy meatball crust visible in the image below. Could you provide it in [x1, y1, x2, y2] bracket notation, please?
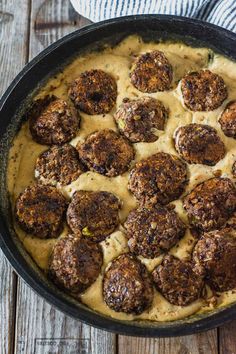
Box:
[29, 95, 79, 145]
[128, 152, 188, 207]
[181, 70, 228, 111]
[77, 129, 135, 177]
[15, 184, 67, 238]
[103, 253, 154, 314]
[67, 190, 120, 242]
[114, 97, 168, 143]
[49, 234, 103, 295]
[35, 144, 86, 186]
[130, 51, 173, 93]
[152, 255, 204, 306]
[183, 177, 236, 232]
[193, 229, 236, 292]
[124, 206, 186, 258]
[68, 69, 117, 115]
[219, 101, 236, 138]
[174, 123, 225, 165]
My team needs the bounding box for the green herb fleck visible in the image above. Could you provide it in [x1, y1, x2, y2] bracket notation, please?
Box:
[82, 226, 94, 237]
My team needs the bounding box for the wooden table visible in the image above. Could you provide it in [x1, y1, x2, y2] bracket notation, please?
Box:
[0, 1, 236, 353]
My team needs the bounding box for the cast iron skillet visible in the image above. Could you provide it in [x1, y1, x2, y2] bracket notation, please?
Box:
[1, 15, 236, 337]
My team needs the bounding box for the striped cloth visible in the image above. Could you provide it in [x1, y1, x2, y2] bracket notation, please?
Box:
[70, 0, 236, 32]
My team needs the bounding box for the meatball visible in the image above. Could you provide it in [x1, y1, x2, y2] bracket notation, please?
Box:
[49, 234, 103, 295]
[68, 69, 117, 115]
[15, 184, 67, 238]
[114, 97, 168, 143]
[181, 70, 227, 111]
[29, 95, 79, 145]
[77, 129, 135, 177]
[130, 50, 173, 93]
[152, 255, 204, 306]
[35, 144, 86, 186]
[193, 229, 236, 292]
[174, 123, 225, 165]
[183, 177, 236, 232]
[124, 206, 186, 258]
[128, 152, 188, 207]
[67, 190, 120, 242]
[103, 253, 154, 314]
[219, 101, 236, 138]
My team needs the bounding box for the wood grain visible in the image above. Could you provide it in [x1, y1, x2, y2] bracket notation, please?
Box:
[13, 1, 114, 354]
[118, 330, 218, 354]
[0, 253, 17, 354]
[0, 0, 30, 353]
[219, 321, 236, 354]
[15, 281, 116, 354]
[29, 0, 91, 58]
[0, 0, 30, 96]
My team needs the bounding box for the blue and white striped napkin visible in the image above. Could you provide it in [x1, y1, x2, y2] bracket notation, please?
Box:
[70, 0, 236, 32]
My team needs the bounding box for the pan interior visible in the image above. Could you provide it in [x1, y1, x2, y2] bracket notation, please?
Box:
[1, 17, 236, 335]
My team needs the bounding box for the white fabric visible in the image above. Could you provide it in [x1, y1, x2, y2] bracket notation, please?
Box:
[70, 0, 236, 32]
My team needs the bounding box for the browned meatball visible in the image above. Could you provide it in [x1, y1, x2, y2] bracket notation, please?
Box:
[68, 69, 117, 115]
[181, 70, 227, 111]
[29, 95, 79, 145]
[130, 51, 173, 93]
[193, 229, 236, 292]
[67, 190, 120, 242]
[174, 124, 225, 165]
[124, 206, 186, 258]
[128, 152, 188, 207]
[219, 101, 236, 138]
[15, 184, 67, 238]
[152, 255, 204, 306]
[77, 129, 135, 177]
[103, 253, 154, 314]
[183, 177, 236, 232]
[114, 97, 168, 143]
[35, 144, 86, 186]
[49, 234, 103, 295]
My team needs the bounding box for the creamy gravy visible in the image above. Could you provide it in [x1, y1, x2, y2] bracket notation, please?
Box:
[7, 35, 236, 321]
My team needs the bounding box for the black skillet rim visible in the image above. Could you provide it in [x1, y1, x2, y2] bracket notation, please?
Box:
[1, 15, 236, 337]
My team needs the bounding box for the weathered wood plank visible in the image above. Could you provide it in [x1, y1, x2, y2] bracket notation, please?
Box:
[0, 0, 30, 95]
[14, 1, 115, 354]
[0, 252, 17, 354]
[29, 0, 91, 58]
[0, 0, 30, 353]
[15, 282, 116, 354]
[219, 320, 236, 354]
[118, 330, 218, 354]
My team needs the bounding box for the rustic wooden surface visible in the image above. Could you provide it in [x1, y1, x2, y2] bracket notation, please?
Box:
[0, 1, 235, 353]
